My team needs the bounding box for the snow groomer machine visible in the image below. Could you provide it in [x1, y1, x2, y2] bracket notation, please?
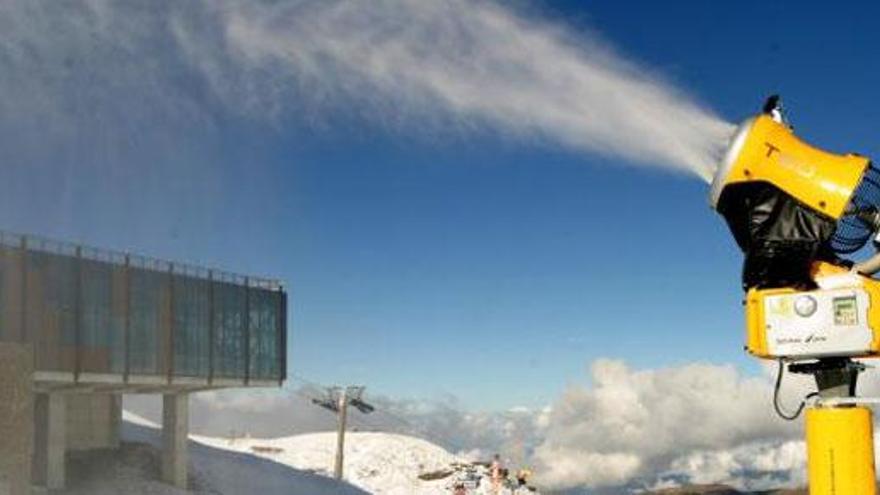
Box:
[710, 96, 880, 494]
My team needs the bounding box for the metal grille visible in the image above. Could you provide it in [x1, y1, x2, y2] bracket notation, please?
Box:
[831, 163, 880, 254]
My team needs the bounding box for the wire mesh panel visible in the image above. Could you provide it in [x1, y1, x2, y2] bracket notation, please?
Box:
[80, 258, 126, 374]
[832, 163, 880, 253]
[249, 290, 281, 380]
[0, 245, 24, 343]
[213, 281, 247, 379]
[129, 267, 167, 376]
[173, 274, 211, 377]
[27, 251, 77, 373]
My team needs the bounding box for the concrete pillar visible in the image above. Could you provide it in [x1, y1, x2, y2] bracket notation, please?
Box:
[33, 393, 66, 489]
[0, 343, 33, 495]
[108, 394, 122, 449]
[161, 393, 189, 489]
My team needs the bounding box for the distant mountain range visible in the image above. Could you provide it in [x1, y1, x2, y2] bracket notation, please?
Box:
[648, 485, 806, 495]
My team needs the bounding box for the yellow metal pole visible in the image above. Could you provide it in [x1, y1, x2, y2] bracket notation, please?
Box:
[806, 406, 876, 495]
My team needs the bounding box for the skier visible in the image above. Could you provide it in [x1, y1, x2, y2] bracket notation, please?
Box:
[489, 454, 503, 494]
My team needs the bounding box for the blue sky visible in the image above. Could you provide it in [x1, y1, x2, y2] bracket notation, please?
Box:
[3, 0, 880, 410]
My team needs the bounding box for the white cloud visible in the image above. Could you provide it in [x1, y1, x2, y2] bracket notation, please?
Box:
[531, 359, 805, 490]
[661, 440, 808, 491]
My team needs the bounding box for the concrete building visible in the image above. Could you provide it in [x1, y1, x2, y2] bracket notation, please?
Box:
[0, 232, 288, 492]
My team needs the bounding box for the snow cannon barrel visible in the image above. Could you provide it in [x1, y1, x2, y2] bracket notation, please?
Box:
[708, 110, 878, 290]
[709, 115, 869, 219]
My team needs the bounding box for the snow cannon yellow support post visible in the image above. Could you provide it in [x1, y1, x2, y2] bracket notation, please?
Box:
[806, 406, 876, 495]
[788, 359, 877, 495]
[710, 96, 880, 494]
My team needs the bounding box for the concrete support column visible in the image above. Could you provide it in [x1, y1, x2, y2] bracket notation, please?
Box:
[161, 393, 189, 489]
[108, 394, 122, 449]
[0, 343, 33, 495]
[33, 393, 66, 489]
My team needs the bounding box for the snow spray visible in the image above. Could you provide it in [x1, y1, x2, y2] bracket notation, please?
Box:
[212, 0, 736, 180]
[2, 0, 735, 180]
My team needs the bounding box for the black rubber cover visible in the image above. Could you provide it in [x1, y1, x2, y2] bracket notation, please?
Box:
[716, 181, 839, 290]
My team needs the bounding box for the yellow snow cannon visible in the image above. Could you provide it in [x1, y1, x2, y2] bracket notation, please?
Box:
[710, 97, 880, 361]
[709, 96, 880, 495]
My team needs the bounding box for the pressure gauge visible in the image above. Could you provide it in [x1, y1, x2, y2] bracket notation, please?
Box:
[794, 295, 818, 317]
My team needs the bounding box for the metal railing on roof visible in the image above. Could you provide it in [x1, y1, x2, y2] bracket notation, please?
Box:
[0, 230, 284, 292]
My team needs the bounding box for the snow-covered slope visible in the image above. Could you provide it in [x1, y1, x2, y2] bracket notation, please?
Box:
[112, 411, 368, 495]
[190, 427, 541, 494]
[194, 431, 460, 494]
[60, 411, 536, 495]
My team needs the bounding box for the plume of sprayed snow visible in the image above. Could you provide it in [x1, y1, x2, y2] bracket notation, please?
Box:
[0, 1, 236, 245]
[206, 0, 735, 180]
[1, 0, 733, 183]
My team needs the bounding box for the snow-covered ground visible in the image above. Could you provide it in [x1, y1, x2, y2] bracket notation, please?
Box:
[74, 411, 537, 495]
[194, 430, 457, 494]
[95, 411, 369, 495]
